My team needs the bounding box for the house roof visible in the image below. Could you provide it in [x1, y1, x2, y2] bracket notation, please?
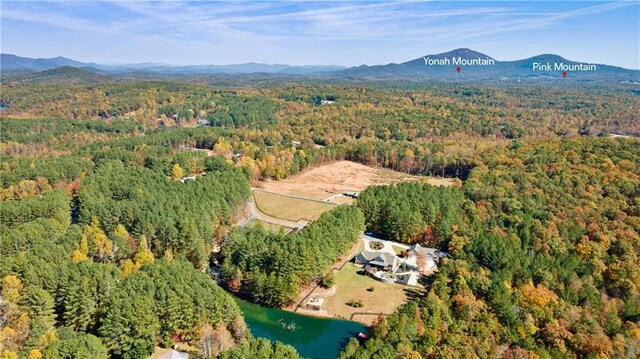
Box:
[408, 243, 441, 258]
[157, 349, 189, 359]
[357, 250, 398, 267]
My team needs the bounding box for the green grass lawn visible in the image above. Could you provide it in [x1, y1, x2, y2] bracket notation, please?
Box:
[392, 244, 406, 255]
[253, 190, 336, 221]
[244, 218, 290, 233]
[320, 263, 421, 325]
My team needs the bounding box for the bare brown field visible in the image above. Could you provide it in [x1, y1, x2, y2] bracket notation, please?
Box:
[260, 160, 454, 200]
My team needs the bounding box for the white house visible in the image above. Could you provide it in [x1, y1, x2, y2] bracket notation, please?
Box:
[157, 349, 189, 359]
[407, 243, 443, 272]
[396, 271, 420, 286]
[355, 250, 400, 273]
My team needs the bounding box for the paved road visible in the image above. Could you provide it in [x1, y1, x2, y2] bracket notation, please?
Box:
[321, 193, 345, 202]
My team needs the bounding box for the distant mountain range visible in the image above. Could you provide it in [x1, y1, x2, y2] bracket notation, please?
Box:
[2, 49, 638, 83]
[329, 49, 639, 82]
[0, 54, 346, 75]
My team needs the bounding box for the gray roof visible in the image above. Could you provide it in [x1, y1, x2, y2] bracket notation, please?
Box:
[157, 350, 189, 359]
[409, 244, 441, 258]
[357, 250, 398, 267]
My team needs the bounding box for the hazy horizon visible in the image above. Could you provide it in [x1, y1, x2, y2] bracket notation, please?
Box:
[2, 1, 639, 69]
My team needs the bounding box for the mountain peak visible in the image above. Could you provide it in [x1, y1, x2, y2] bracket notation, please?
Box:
[522, 53, 569, 62]
[429, 48, 493, 60]
[400, 48, 494, 66]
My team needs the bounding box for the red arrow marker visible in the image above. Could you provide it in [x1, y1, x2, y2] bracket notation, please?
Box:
[456, 66, 461, 73]
[562, 71, 567, 78]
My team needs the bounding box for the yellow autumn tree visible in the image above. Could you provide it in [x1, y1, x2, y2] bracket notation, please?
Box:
[1, 327, 19, 353]
[134, 235, 154, 269]
[2, 275, 24, 303]
[113, 224, 130, 239]
[213, 137, 232, 156]
[521, 281, 559, 308]
[13, 313, 30, 345]
[171, 163, 184, 181]
[71, 235, 89, 263]
[121, 259, 136, 277]
[164, 248, 174, 262]
[92, 232, 113, 262]
[76, 218, 113, 262]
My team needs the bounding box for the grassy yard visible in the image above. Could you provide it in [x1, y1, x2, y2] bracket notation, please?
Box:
[392, 244, 407, 255]
[253, 190, 336, 221]
[319, 263, 422, 325]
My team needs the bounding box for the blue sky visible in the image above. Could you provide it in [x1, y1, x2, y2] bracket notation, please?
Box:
[1, 1, 639, 69]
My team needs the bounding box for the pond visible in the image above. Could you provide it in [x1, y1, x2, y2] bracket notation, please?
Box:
[235, 298, 367, 359]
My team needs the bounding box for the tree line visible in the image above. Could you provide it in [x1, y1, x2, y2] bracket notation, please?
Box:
[341, 138, 640, 358]
[357, 182, 465, 245]
[221, 206, 365, 307]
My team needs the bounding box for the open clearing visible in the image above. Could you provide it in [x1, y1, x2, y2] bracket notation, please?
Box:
[260, 160, 455, 201]
[313, 263, 423, 326]
[253, 190, 337, 222]
[244, 218, 291, 233]
[252, 160, 438, 325]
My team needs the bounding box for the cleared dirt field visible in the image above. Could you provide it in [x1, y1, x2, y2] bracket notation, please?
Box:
[253, 190, 337, 222]
[260, 160, 454, 200]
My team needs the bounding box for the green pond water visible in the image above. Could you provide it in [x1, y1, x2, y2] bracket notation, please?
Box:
[235, 299, 367, 359]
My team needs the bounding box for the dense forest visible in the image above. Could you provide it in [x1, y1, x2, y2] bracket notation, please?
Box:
[2, 81, 639, 180]
[341, 138, 640, 358]
[357, 183, 464, 244]
[220, 206, 364, 307]
[0, 120, 296, 357]
[76, 160, 250, 269]
[1, 77, 638, 358]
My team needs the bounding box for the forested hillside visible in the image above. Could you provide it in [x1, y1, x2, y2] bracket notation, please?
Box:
[1, 77, 638, 359]
[340, 138, 640, 358]
[2, 82, 639, 180]
[357, 183, 464, 244]
[76, 160, 249, 269]
[0, 124, 296, 358]
[221, 206, 365, 307]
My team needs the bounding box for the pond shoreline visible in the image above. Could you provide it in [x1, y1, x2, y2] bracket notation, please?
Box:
[234, 297, 368, 359]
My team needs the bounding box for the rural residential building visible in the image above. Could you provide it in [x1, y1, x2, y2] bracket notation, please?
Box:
[156, 349, 189, 359]
[355, 250, 400, 272]
[407, 243, 443, 272]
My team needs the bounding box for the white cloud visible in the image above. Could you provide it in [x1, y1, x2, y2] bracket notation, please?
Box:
[1, 1, 637, 67]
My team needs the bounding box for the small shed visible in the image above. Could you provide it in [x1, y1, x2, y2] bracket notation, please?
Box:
[305, 296, 325, 310]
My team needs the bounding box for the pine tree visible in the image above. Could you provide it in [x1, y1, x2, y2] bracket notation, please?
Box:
[62, 279, 95, 332]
